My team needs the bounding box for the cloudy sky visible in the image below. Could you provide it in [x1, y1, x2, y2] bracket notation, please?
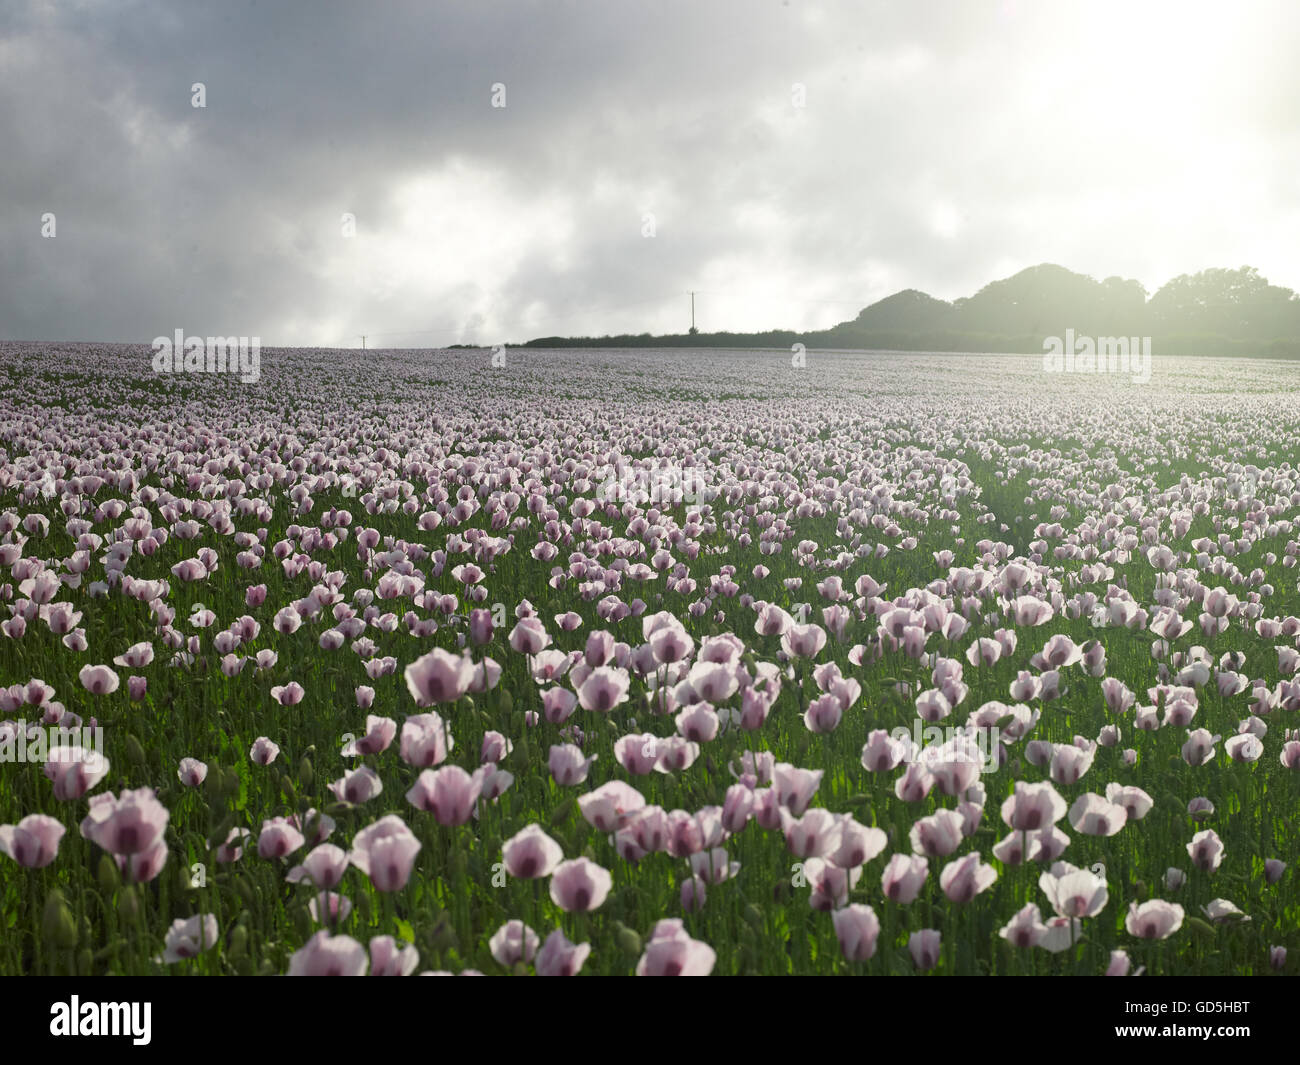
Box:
[3, 0, 1299, 347]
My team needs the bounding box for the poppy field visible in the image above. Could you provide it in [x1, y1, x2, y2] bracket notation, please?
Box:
[1, 342, 1297, 977]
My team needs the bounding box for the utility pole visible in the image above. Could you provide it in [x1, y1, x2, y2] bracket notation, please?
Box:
[359, 335, 366, 350]
[688, 291, 698, 335]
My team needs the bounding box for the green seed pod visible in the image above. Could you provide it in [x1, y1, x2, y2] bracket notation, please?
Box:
[118, 885, 140, 924]
[324, 801, 353, 818]
[743, 903, 765, 932]
[497, 688, 513, 715]
[125, 734, 147, 768]
[281, 773, 298, 805]
[228, 925, 249, 960]
[257, 957, 276, 976]
[43, 891, 78, 950]
[298, 756, 314, 793]
[615, 924, 642, 955]
[432, 920, 458, 953]
[207, 812, 236, 849]
[301, 809, 323, 840]
[97, 854, 120, 895]
[235, 877, 257, 909]
[204, 763, 225, 798]
[459, 695, 475, 714]
[549, 797, 575, 826]
[215, 767, 235, 800]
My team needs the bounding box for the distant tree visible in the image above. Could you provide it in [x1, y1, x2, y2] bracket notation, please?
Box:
[518, 263, 1300, 357]
[1149, 266, 1300, 339]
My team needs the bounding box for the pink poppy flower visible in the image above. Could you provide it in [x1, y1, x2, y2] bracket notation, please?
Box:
[288, 931, 368, 976]
[0, 813, 66, 868]
[502, 824, 564, 879]
[832, 903, 880, 962]
[535, 928, 591, 976]
[349, 815, 422, 891]
[548, 857, 612, 912]
[405, 765, 485, 825]
[404, 648, 475, 707]
[636, 921, 716, 976]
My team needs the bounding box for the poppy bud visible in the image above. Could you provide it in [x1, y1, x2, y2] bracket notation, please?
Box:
[207, 812, 235, 849]
[222, 766, 242, 799]
[43, 890, 78, 950]
[205, 763, 225, 798]
[235, 878, 256, 908]
[119, 885, 141, 924]
[616, 924, 642, 955]
[549, 797, 576, 826]
[97, 854, 120, 895]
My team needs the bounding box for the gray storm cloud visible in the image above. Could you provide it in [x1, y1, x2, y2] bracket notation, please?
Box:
[2, 0, 1298, 346]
